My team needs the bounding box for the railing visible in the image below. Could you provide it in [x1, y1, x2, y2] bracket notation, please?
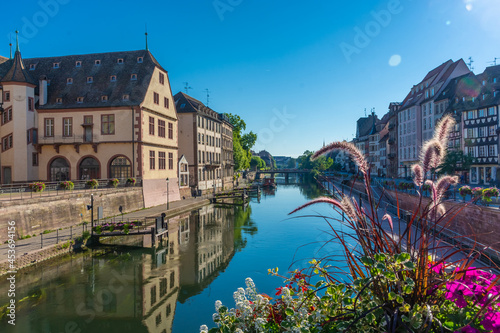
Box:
[0, 177, 143, 201]
[38, 134, 101, 145]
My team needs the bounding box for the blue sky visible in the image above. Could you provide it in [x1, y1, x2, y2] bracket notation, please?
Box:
[2, 0, 500, 157]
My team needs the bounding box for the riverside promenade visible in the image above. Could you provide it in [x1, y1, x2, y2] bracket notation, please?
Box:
[0, 195, 211, 265]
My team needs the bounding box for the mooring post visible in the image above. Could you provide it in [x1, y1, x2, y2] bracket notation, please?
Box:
[41, 233, 43, 248]
[57, 229, 59, 244]
[70, 226, 73, 240]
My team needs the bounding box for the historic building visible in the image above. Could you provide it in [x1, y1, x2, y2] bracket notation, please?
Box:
[174, 92, 224, 195]
[386, 102, 401, 178]
[219, 113, 234, 189]
[0, 37, 180, 206]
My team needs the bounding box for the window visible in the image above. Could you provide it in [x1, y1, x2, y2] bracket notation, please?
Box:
[29, 64, 36, 70]
[110, 75, 117, 82]
[95, 59, 101, 65]
[169, 152, 173, 170]
[150, 286, 156, 306]
[101, 95, 108, 102]
[2, 107, 12, 125]
[101, 114, 115, 134]
[164, 97, 169, 108]
[479, 146, 487, 157]
[479, 127, 486, 137]
[27, 97, 34, 111]
[44, 118, 54, 137]
[159, 72, 165, 85]
[2, 134, 13, 152]
[3, 91, 10, 102]
[137, 57, 143, 63]
[149, 117, 155, 135]
[117, 58, 124, 64]
[77, 97, 84, 103]
[488, 107, 496, 116]
[53, 62, 60, 68]
[468, 110, 474, 119]
[67, 78, 73, 84]
[63, 118, 72, 137]
[131, 74, 137, 80]
[467, 128, 474, 138]
[122, 94, 129, 101]
[149, 151, 155, 169]
[479, 109, 485, 117]
[76, 61, 82, 67]
[153, 92, 159, 104]
[158, 120, 165, 138]
[159, 152, 166, 170]
[56, 98, 63, 104]
[431, 87, 434, 96]
[87, 76, 93, 83]
[168, 122, 173, 139]
[489, 145, 496, 157]
[32, 152, 38, 166]
[489, 125, 497, 136]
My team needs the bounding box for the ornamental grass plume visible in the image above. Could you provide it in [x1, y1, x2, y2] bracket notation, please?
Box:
[206, 116, 500, 333]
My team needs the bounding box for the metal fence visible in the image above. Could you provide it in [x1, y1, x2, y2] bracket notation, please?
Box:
[0, 177, 142, 201]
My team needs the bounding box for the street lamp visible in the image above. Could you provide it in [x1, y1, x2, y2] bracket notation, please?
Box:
[166, 178, 170, 210]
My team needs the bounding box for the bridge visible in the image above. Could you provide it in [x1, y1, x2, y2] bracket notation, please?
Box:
[255, 169, 311, 181]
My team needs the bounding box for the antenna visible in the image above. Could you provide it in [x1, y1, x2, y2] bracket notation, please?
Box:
[364, 108, 367, 117]
[9, 35, 12, 59]
[145, 24, 148, 51]
[204, 88, 211, 106]
[488, 58, 500, 66]
[183, 82, 192, 94]
[467, 57, 474, 71]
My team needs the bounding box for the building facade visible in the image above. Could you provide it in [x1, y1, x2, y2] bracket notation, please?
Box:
[0, 42, 180, 206]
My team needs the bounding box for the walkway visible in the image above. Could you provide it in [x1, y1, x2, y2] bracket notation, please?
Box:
[0, 196, 211, 262]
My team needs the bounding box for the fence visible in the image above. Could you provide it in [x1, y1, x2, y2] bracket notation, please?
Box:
[316, 174, 500, 268]
[0, 177, 143, 201]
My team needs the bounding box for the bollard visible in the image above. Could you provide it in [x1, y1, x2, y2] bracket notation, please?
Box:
[70, 226, 73, 240]
[57, 229, 59, 243]
[41, 233, 43, 248]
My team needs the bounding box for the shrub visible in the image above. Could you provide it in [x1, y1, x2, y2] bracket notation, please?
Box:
[93, 225, 102, 234]
[204, 114, 500, 332]
[108, 178, 119, 188]
[86, 179, 99, 189]
[29, 182, 46, 193]
[483, 187, 500, 202]
[59, 180, 74, 190]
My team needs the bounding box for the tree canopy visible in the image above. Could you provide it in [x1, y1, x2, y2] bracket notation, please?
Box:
[225, 113, 257, 171]
[437, 150, 475, 175]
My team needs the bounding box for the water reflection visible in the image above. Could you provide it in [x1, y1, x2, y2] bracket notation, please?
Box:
[0, 204, 253, 333]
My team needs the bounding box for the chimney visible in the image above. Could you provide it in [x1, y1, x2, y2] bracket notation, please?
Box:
[39, 77, 47, 106]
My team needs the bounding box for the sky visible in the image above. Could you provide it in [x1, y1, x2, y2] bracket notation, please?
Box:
[2, 0, 500, 157]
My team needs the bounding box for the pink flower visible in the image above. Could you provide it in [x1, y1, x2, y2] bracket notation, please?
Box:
[481, 311, 500, 332]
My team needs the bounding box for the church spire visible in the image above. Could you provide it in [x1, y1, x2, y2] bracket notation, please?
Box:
[15, 30, 19, 53]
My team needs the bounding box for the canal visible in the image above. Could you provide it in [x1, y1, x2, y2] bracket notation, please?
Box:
[0, 182, 345, 333]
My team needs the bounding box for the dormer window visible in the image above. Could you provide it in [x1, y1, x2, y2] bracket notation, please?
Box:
[77, 97, 84, 103]
[110, 75, 117, 82]
[76, 61, 82, 68]
[87, 76, 93, 83]
[117, 58, 124, 64]
[95, 60, 101, 65]
[494, 78, 497, 83]
[56, 98, 62, 104]
[131, 74, 137, 80]
[122, 94, 129, 101]
[482, 80, 486, 86]
[137, 57, 143, 63]
[67, 78, 73, 85]
[101, 96, 108, 102]
[29, 64, 36, 70]
[53, 62, 60, 69]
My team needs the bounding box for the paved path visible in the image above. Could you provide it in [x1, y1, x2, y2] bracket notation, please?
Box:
[0, 195, 212, 262]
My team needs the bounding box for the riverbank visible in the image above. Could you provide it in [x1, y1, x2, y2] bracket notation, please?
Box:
[0, 195, 212, 276]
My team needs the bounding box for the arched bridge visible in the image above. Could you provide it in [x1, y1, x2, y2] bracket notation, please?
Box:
[255, 169, 311, 180]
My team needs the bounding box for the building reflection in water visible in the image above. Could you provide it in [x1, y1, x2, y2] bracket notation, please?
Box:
[0, 204, 254, 333]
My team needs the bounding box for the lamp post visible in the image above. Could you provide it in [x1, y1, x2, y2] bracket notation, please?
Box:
[166, 178, 170, 210]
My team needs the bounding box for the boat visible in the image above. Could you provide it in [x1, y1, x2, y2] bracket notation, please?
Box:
[262, 178, 277, 188]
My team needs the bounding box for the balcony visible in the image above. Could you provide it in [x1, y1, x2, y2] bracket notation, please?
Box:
[388, 138, 395, 145]
[205, 160, 221, 169]
[388, 153, 396, 159]
[38, 134, 100, 145]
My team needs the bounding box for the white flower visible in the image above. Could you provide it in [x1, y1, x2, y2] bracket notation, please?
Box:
[199, 324, 208, 333]
[215, 300, 222, 311]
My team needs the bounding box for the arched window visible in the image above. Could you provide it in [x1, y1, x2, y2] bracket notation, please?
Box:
[79, 157, 100, 180]
[109, 156, 131, 179]
[50, 158, 70, 181]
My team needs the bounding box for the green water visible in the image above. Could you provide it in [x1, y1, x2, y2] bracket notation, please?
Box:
[0, 183, 344, 333]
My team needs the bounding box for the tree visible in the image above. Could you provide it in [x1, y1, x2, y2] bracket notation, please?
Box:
[250, 156, 266, 170]
[287, 158, 296, 169]
[241, 132, 257, 151]
[233, 138, 250, 170]
[297, 150, 333, 172]
[437, 150, 475, 175]
[225, 113, 257, 171]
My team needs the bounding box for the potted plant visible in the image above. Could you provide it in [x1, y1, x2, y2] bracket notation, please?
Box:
[458, 185, 472, 201]
[59, 180, 74, 191]
[126, 177, 136, 186]
[482, 187, 499, 202]
[86, 179, 99, 189]
[108, 178, 119, 188]
[29, 182, 46, 193]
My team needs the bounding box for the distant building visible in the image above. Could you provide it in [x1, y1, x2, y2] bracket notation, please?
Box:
[353, 111, 378, 174]
[219, 113, 234, 189]
[174, 92, 225, 194]
[0, 38, 180, 207]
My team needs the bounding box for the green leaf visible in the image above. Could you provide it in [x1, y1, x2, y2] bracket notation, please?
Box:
[396, 295, 404, 304]
[208, 328, 219, 333]
[285, 308, 295, 316]
[383, 271, 396, 281]
[327, 286, 335, 296]
[315, 281, 323, 288]
[376, 262, 387, 270]
[404, 277, 415, 286]
[374, 253, 387, 262]
[388, 291, 396, 300]
[361, 256, 375, 266]
[396, 253, 411, 263]
[404, 261, 415, 270]
[219, 306, 228, 314]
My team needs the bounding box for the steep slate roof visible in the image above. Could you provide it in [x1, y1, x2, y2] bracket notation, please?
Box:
[0, 56, 9, 65]
[356, 114, 378, 138]
[0, 49, 164, 109]
[0, 50, 36, 85]
[174, 91, 220, 120]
